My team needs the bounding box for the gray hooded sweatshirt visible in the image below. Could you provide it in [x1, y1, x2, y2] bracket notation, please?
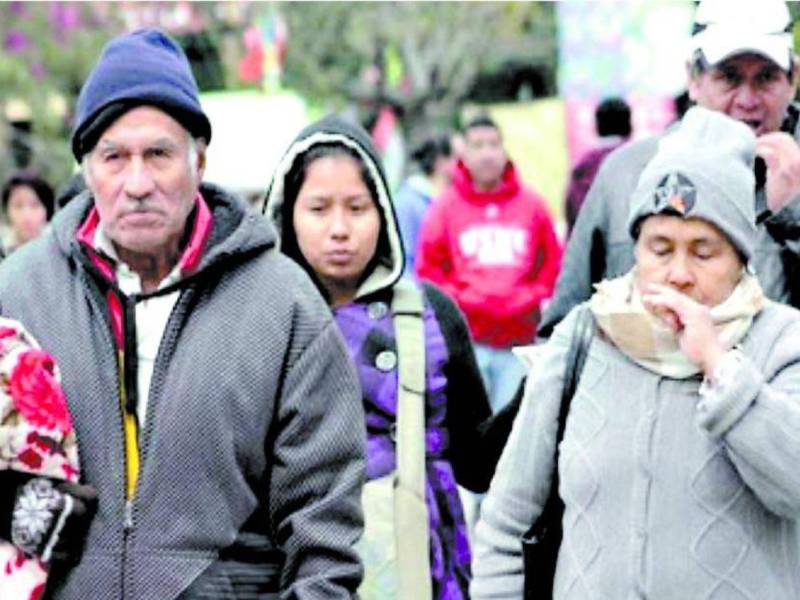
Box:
[0, 184, 366, 600]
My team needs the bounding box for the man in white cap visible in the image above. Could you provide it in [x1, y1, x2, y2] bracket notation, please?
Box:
[539, 0, 800, 338]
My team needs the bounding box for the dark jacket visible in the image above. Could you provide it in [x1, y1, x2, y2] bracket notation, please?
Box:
[0, 184, 366, 600]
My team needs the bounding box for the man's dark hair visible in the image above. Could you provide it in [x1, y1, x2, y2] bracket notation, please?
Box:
[1, 171, 55, 220]
[410, 134, 452, 176]
[596, 97, 632, 138]
[463, 114, 501, 138]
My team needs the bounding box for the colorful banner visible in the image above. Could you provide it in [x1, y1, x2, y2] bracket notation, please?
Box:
[238, 11, 288, 93]
[558, 0, 695, 164]
[484, 99, 568, 224]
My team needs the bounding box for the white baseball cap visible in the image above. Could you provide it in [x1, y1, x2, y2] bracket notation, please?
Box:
[690, 0, 795, 70]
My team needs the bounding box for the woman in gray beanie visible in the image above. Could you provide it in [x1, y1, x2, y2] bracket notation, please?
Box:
[471, 107, 800, 599]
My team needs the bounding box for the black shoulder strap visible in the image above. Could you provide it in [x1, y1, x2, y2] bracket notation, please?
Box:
[525, 306, 595, 539]
[558, 306, 596, 435]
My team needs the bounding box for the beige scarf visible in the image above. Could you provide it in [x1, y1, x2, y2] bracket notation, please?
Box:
[589, 270, 766, 378]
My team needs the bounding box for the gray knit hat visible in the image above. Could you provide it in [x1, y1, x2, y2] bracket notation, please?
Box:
[627, 106, 757, 262]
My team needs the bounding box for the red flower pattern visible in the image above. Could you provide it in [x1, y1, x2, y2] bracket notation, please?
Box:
[26, 431, 61, 455]
[8, 350, 72, 435]
[17, 447, 43, 470]
[62, 462, 79, 479]
[0, 326, 17, 352]
[1, 321, 77, 596]
[30, 582, 45, 600]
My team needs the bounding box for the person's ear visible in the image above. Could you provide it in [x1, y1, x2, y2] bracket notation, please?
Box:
[195, 139, 207, 180]
[789, 58, 800, 88]
[686, 61, 701, 102]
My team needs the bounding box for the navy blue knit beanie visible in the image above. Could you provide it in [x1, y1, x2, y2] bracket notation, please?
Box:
[71, 28, 212, 161]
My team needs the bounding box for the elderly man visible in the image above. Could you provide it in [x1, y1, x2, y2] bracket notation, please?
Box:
[0, 29, 366, 599]
[539, 0, 800, 338]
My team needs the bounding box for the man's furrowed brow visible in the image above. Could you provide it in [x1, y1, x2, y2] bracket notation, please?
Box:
[96, 139, 121, 153]
[150, 137, 181, 150]
[96, 137, 180, 152]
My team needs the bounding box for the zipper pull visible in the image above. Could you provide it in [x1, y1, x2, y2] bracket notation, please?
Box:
[124, 500, 134, 531]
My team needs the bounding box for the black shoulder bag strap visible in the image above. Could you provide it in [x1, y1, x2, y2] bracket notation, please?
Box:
[522, 306, 596, 599]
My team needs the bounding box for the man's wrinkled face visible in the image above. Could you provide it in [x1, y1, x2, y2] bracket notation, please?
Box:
[84, 106, 205, 259]
[688, 53, 798, 136]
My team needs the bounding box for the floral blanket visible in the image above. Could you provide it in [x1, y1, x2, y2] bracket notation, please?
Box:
[0, 318, 79, 600]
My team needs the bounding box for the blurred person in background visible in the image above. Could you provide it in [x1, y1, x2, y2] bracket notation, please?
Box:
[2, 172, 54, 253]
[539, 0, 800, 339]
[416, 115, 561, 415]
[564, 97, 632, 236]
[265, 114, 516, 600]
[473, 107, 800, 600]
[394, 133, 456, 275]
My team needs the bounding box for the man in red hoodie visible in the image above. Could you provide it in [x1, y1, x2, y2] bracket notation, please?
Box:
[416, 115, 561, 413]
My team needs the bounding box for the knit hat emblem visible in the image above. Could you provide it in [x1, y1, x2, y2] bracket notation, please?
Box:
[628, 106, 758, 263]
[654, 172, 696, 216]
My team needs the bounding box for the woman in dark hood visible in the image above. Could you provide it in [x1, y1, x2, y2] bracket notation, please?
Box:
[265, 114, 515, 599]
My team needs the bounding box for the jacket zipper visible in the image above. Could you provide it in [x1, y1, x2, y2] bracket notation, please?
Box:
[118, 345, 133, 599]
[118, 293, 142, 598]
[78, 240, 140, 598]
[124, 499, 134, 530]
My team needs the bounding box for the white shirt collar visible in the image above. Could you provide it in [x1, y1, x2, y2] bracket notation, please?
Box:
[94, 224, 181, 295]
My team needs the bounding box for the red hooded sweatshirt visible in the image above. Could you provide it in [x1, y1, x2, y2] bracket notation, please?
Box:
[416, 160, 561, 348]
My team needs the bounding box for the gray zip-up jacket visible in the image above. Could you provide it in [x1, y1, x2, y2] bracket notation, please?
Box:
[473, 302, 800, 599]
[0, 185, 366, 600]
[539, 108, 800, 338]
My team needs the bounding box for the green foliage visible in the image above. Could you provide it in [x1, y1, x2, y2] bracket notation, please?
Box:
[274, 1, 557, 139]
[0, 3, 122, 189]
[0, 1, 559, 189]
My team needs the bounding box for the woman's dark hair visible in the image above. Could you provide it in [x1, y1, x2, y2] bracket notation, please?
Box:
[1, 172, 55, 220]
[279, 142, 392, 302]
[411, 134, 452, 176]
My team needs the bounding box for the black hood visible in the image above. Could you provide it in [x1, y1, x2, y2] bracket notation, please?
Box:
[263, 114, 404, 300]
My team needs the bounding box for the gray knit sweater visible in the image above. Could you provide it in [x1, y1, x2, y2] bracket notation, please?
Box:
[472, 302, 800, 599]
[0, 185, 366, 600]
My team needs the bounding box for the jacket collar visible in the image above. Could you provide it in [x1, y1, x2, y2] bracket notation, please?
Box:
[53, 183, 276, 285]
[75, 192, 213, 285]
